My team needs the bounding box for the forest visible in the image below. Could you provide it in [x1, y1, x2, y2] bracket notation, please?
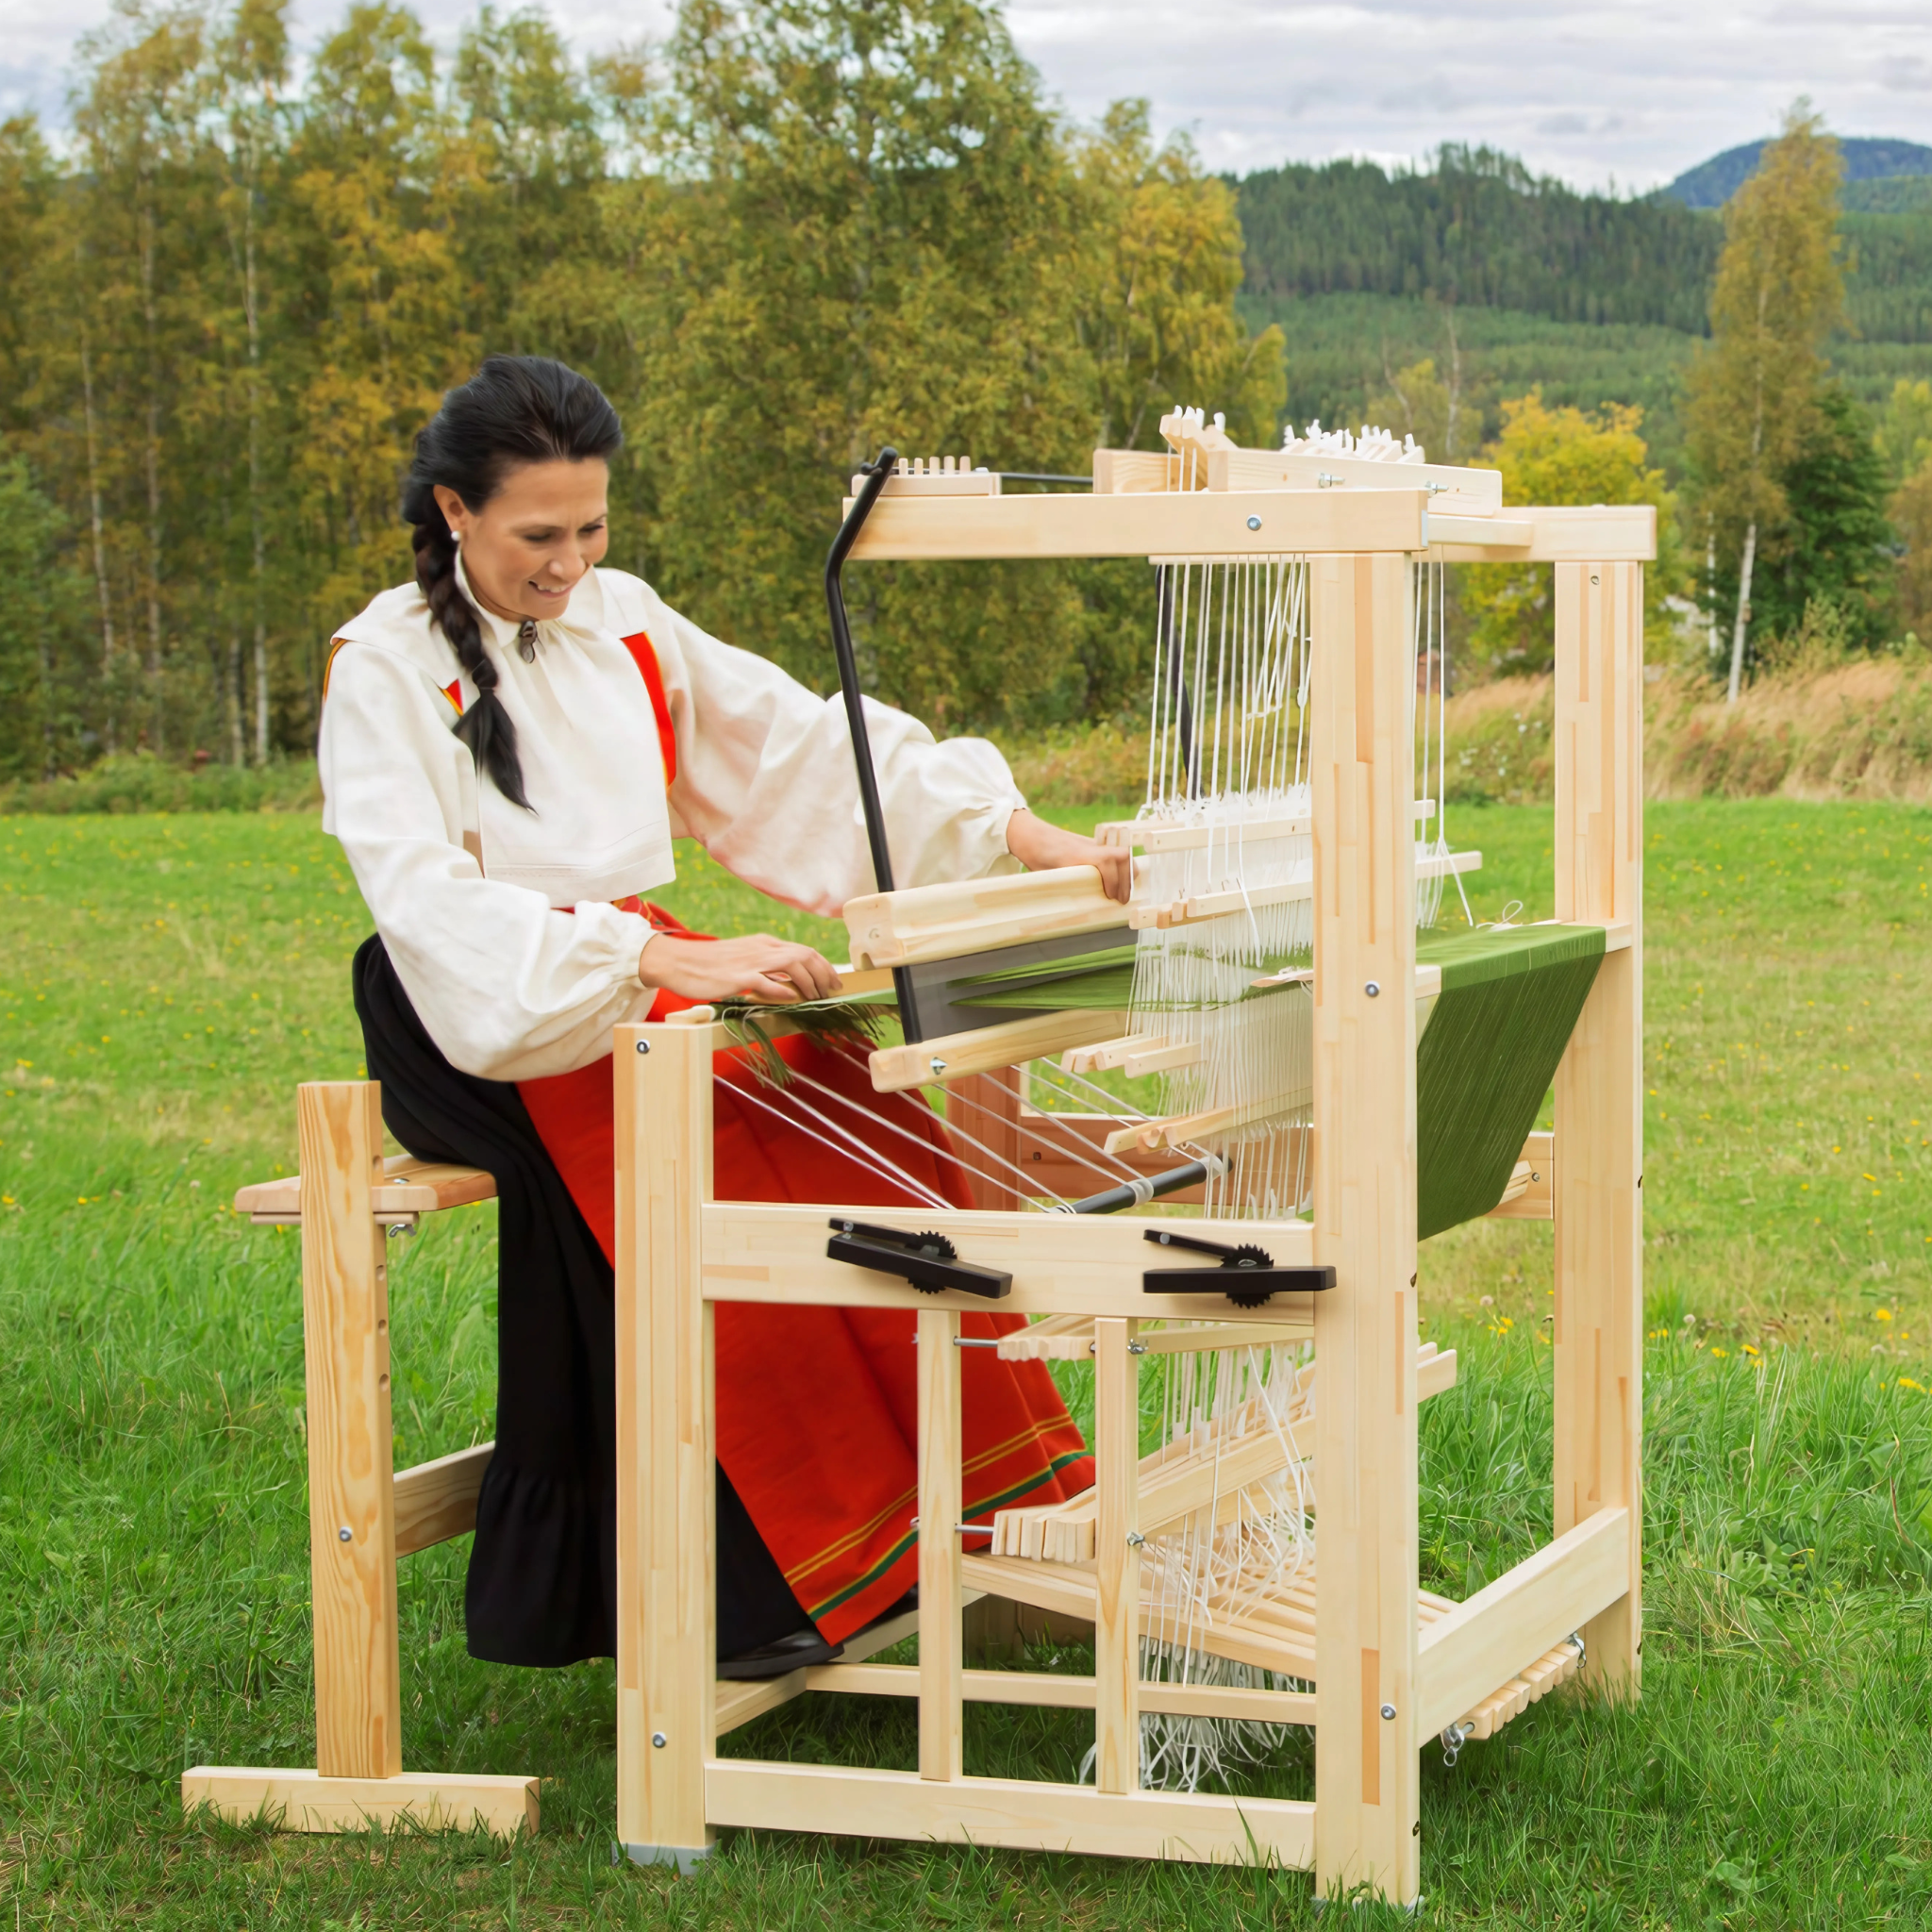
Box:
[1232, 145, 1932, 343]
[0, 0, 1287, 778]
[0, 0, 1927, 784]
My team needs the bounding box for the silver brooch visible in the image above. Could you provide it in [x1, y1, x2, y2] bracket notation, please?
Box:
[517, 619, 537, 664]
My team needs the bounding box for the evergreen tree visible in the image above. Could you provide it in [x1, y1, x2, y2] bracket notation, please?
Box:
[1747, 387, 1895, 649]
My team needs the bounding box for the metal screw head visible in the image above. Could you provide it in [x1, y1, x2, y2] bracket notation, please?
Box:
[1380, 1703, 1397, 1721]
[929, 1056, 947, 1075]
[338, 1526, 353, 1542]
[1364, 980, 1381, 998]
[636, 1040, 650, 1054]
[651, 1731, 667, 1749]
[1246, 514, 1262, 530]
[1125, 1530, 1147, 1548]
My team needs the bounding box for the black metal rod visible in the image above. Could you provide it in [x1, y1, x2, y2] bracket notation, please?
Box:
[824, 448, 929, 1041]
[1071, 1158, 1215, 1216]
[824, 449, 901, 896]
[995, 472, 1093, 487]
[1143, 1224, 1256, 1259]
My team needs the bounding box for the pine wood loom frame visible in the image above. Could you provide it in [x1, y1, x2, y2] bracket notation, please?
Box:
[606, 476, 1651, 1903]
[184, 461, 1650, 1908]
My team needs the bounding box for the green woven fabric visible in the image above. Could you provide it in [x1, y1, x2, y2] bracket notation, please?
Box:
[924, 918, 1602, 1240]
[1414, 924, 1605, 1239]
[949, 944, 1307, 1013]
[948, 945, 1141, 1010]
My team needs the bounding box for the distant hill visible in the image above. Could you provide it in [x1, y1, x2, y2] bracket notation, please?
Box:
[1663, 137, 1932, 208]
[1233, 144, 1932, 346]
[1234, 145, 1719, 332]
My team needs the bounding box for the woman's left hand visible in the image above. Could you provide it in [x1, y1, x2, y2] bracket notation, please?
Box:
[1004, 808, 1134, 905]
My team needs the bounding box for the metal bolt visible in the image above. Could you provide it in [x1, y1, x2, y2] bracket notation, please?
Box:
[651, 1731, 667, 1749]
[1380, 1703, 1396, 1721]
[929, 1056, 947, 1075]
[338, 1526, 353, 1542]
[1127, 1340, 1148, 1356]
[1364, 980, 1381, 998]
[1246, 515, 1262, 531]
[635, 1040, 650, 1055]
[1125, 1531, 1147, 1548]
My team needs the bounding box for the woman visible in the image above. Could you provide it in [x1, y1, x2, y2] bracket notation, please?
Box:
[319, 356, 1127, 1676]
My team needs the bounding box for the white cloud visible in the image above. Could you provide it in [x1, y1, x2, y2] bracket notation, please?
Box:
[2, 0, 1924, 193]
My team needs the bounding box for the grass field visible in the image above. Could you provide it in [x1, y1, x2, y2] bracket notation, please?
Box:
[4, 799, 1932, 1927]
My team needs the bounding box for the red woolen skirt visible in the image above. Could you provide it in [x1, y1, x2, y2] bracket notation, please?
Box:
[516, 908, 1091, 1643]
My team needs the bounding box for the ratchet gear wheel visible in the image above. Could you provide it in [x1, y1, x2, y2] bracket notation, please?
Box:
[1224, 1242, 1277, 1308]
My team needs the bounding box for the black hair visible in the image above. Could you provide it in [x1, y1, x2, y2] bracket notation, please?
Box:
[401, 356, 624, 809]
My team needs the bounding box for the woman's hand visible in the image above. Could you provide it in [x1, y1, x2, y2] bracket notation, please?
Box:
[1005, 808, 1134, 905]
[639, 933, 844, 1005]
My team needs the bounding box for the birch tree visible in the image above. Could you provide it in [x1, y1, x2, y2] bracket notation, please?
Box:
[1684, 104, 1845, 701]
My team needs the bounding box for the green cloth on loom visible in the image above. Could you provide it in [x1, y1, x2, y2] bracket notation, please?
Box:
[948, 944, 1305, 1013]
[947, 946, 1141, 1011]
[936, 917, 1605, 1241]
[1414, 924, 1606, 1239]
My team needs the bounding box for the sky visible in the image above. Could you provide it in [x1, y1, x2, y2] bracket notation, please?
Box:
[4, 0, 1928, 192]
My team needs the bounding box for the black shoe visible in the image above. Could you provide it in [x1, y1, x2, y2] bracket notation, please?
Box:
[717, 1626, 845, 1680]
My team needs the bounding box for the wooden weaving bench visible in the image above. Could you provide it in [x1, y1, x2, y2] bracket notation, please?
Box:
[181, 1084, 540, 1835]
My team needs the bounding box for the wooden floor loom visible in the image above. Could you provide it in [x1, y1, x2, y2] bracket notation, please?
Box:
[185, 417, 1648, 1908]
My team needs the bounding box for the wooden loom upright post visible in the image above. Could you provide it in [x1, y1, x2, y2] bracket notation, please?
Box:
[616, 1022, 718, 1871]
[1551, 562, 1644, 1695]
[917, 1306, 965, 1782]
[297, 1081, 403, 1782]
[1310, 554, 1421, 1905]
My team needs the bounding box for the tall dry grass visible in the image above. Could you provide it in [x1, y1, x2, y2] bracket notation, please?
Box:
[1442, 656, 1932, 806]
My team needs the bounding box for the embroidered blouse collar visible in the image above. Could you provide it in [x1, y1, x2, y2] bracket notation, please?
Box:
[453, 546, 605, 658]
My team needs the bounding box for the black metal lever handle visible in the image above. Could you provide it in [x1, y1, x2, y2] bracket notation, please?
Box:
[1141, 1227, 1252, 1260]
[1141, 1227, 1337, 1307]
[826, 1218, 1012, 1300]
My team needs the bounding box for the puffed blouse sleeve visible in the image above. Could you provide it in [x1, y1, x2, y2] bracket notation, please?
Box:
[318, 639, 658, 1082]
[640, 589, 1027, 915]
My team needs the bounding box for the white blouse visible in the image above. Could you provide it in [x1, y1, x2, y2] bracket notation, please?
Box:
[318, 561, 1024, 1081]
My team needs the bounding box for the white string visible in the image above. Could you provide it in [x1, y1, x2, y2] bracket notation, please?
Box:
[941, 1077, 1140, 1193]
[724, 1068, 956, 1211]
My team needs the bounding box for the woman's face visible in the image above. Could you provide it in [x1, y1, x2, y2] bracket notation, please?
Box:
[436, 458, 610, 625]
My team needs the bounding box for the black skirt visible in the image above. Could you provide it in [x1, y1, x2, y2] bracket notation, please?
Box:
[351, 934, 808, 1667]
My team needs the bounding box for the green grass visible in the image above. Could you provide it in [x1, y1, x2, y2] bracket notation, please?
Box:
[5, 801, 1932, 1925]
